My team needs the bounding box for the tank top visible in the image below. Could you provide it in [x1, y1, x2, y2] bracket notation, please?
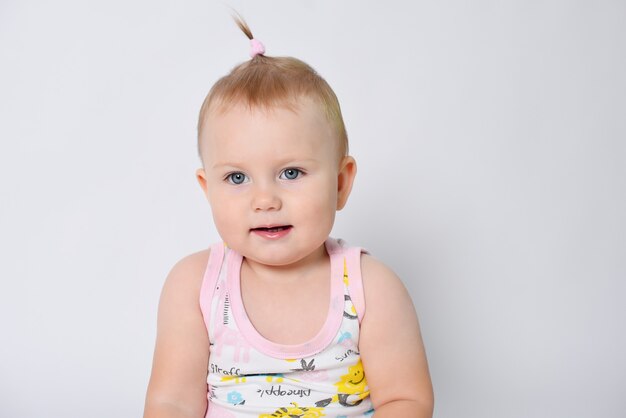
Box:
[199, 237, 375, 418]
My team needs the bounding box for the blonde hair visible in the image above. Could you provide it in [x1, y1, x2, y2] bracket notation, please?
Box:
[197, 16, 348, 161]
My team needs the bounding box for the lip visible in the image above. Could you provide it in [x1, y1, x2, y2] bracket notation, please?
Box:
[250, 225, 293, 240]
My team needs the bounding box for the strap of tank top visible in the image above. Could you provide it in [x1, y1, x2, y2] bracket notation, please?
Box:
[329, 238, 367, 323]
[345, 246, 367, 323]
[199, 242, 225, 338]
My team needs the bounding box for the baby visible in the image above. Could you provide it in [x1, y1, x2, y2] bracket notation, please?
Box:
[144, 17, 433, 418]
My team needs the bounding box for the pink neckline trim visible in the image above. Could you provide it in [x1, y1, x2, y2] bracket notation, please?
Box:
[228, 239, 345, 359]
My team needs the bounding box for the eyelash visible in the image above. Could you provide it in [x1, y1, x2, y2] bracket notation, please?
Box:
[225, 172, 248, 185]
[223, 168, 305, 185]
[279, 168, 304, 180]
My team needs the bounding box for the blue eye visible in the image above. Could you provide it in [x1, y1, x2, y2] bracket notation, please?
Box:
[280, 168, 302, 180]
[227, 172, 247, 185]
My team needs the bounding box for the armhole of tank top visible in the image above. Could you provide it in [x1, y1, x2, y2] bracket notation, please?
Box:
[199, 242, 225, 340]
[346, 246, 367, 324]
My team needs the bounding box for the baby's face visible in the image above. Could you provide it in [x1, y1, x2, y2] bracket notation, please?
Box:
[196, 97, 355, 267]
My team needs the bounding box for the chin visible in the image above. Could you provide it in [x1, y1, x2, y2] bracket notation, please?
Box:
[250, 251, 301, 267]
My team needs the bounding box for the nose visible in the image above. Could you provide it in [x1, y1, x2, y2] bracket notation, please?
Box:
[251, 182, 282, 212]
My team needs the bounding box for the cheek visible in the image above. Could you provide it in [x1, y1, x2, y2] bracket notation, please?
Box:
[211, 208, 244, 243]
[292, 180, 337, 217]
[208, 192, 243, 228]
[315, 178, 339, 209]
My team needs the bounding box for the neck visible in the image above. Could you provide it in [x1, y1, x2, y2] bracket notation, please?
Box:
[241, 243, 328, 286]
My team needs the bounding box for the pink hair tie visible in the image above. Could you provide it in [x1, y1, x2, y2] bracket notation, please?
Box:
[250, 38, 265, 58]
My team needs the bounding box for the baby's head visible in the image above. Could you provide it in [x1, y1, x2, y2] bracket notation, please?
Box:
[196, 40, 348, 163]
[195, 17, 356, 267]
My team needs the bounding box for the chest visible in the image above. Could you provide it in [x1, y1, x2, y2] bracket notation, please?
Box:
[240, 272, 330, 345]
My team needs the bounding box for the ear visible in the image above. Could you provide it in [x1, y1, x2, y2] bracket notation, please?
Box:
[196, 168, 210, 202]
[336, 156, 357, 210]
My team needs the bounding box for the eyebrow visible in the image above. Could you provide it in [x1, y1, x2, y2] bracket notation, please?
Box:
[211, 158, 319, 170]
[211, 162, 240, 170]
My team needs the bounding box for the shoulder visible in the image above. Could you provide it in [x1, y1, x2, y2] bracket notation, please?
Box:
[360, 253, 411, 312]
[160, 248, 211, 307]
[358, 253, 421, 357]
[167, 249, 211, 284]
[153, 248, 213, 357]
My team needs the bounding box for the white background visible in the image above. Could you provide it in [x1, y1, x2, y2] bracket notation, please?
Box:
[1, 1, 624, 417]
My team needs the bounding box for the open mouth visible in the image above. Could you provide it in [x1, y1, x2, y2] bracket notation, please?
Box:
[250, 225, 293, 239]
[251, 225, 292, 233]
